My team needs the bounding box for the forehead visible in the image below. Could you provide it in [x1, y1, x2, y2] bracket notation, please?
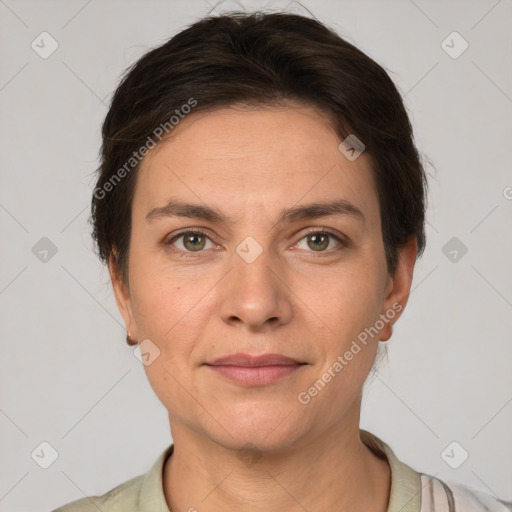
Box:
[133, 105, 379, 225]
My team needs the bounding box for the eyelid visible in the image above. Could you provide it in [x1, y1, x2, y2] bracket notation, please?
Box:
[297, 226, 345, 240]
[164, 227, 219, 247]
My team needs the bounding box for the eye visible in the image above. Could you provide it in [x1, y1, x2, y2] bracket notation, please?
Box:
[163, 228, 348, 255]
[165, 230, 217, 252]
[294, 230, 346, 253]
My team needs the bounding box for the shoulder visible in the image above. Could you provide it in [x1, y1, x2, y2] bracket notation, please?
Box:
[50, 443, 174, 512]
[420, 473, 512, 512]
[360, 430, 511, 512]
[50, 474, 144, 512]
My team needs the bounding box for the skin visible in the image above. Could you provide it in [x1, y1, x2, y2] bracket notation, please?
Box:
[110, 104, 417, 512]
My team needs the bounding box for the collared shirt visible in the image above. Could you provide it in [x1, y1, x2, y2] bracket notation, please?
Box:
[52, 430, 512, 512]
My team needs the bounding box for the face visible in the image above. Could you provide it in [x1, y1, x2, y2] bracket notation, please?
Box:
[111, 105, 416, 452]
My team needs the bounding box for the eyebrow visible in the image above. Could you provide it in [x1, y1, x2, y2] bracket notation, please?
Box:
[145, 198, 365, 225]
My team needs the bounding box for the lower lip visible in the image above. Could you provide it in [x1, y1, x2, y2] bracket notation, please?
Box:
[206, 364, 304, 386]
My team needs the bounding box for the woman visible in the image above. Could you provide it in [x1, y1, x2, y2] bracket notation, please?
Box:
[53, 11, 511, 512]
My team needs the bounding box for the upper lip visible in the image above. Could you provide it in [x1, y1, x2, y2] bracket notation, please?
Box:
[206, 353, 305, 367]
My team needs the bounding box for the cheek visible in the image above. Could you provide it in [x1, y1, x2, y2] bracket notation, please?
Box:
[128, 262, 218, 375]
[130, 268, 209, 413]
[309, 264, 384, 337]
[303, 262, 387, 389]
[128, 257, 197, 334]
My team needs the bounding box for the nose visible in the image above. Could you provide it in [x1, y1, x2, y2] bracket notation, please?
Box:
[217, 248, 293, 332]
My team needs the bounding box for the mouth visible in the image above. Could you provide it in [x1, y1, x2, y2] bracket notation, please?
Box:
[204, 353, 307, 386]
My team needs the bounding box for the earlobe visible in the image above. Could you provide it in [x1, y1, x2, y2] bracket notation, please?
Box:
[379, 237, 418, 342]
[108, 252, 137, 340]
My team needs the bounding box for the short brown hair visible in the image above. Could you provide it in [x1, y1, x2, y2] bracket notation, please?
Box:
[91, 12, 428, 285]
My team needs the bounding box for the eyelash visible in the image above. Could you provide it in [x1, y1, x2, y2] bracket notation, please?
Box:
[163, 227, 349, 257]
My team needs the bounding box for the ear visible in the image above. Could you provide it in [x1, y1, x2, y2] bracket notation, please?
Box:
[378, 236, 418, 341]
[109, 251, 137, 341]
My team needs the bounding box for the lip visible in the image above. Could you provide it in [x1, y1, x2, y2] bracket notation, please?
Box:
[207, 353, 304, 367]
[205, 353, 307, 386]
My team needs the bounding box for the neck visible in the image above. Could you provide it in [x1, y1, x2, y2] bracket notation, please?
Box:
[163, 416, 391, 512]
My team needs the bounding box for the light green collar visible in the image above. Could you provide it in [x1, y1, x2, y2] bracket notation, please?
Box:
[361, 429, 422, 512]
[139, 431, 422, 512]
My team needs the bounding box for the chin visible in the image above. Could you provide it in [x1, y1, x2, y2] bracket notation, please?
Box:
[204, 400, 306, 452]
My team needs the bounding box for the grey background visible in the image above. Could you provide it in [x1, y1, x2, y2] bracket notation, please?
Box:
[0, 0, 511, 510]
